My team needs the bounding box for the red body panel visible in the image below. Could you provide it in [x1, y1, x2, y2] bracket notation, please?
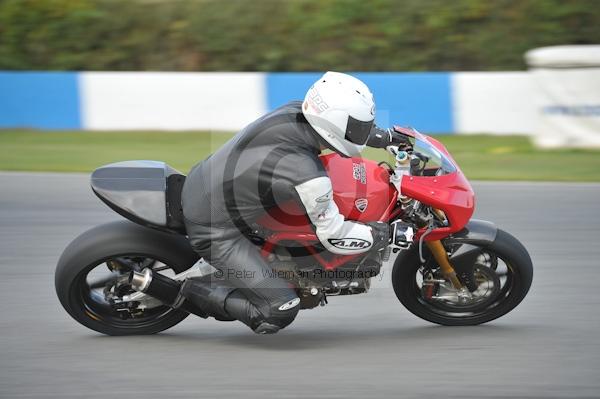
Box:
[394, 127, 475, 240]
[320, 154, 396, 222]
[257, 155, 396, 232]
[400, 171, 474, 241]
[257, 129, 475, 269]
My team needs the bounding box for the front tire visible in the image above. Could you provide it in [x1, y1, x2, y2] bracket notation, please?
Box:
[392, 229, 533, 326]
[55, 221, 199, 335]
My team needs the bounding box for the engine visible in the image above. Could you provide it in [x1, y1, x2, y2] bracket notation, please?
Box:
[265, 246, 384, 309]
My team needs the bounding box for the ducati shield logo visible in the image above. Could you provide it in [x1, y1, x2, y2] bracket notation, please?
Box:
[278, 297, 301, 311]
[328, 238, 372, 251]
[355, 198, 368, 213]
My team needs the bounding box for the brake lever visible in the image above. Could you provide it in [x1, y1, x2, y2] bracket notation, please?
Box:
[386, 145, 399, 156]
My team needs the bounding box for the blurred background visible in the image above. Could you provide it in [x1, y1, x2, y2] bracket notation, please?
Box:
[2, 2, 600, 399]
[0, 0, 599, 180]
[0, 0, 597, 71]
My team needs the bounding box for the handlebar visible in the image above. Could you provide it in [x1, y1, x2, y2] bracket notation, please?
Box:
[386, 145, 429, 177]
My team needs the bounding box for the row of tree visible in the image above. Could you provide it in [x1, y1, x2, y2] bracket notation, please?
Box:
[1, 0, 598, 71]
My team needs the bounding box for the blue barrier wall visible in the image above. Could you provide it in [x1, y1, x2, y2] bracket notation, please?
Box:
[266, 72, 454, 133]
[1, 71, 533, 134]
[0, 72, 81, 129]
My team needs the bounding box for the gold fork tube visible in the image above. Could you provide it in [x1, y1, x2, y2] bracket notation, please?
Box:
[425, 240, 463, 289]
[432, 208, 446, 222]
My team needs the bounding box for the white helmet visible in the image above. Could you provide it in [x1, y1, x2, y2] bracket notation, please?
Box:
[302, 71, 375, 157]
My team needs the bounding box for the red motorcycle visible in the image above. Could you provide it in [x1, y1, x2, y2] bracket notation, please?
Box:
[55, 126, 533, 335]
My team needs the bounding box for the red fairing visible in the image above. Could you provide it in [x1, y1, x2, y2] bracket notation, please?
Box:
[319, 154, 396, 222]
[257, 128, 475, 269]
[256, 154, 397, 270]
[257, 154, 396, 233]
[401, 171, 475, 241]
[394, 126, 475, 240]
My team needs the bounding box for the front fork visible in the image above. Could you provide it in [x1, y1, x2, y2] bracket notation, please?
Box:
[397, 202, 467, 293]
[425, 240, 463, 290]
[423, 239, 475, 302]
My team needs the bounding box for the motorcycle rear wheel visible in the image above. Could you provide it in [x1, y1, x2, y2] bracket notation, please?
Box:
[392, 229, 533, 326]
[55, 221, 198, 335]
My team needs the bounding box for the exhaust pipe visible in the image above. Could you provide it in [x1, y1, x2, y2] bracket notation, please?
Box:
[129, 268, 154, 292]
[129, 268, 207, 317]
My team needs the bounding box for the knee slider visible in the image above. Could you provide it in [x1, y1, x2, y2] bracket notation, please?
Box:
[259, 295, 301, 331]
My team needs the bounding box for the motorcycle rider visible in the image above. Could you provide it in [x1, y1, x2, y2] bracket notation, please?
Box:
[180, 71, 409, 334]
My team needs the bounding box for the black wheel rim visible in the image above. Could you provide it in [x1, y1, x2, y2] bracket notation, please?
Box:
[413, 248, 517, 320]
[74, 254, 180, 329]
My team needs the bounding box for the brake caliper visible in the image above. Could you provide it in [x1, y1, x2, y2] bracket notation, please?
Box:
[421, 271, 438, 300]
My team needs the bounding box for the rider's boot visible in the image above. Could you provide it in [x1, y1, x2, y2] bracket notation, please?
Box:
[179, 277, 236, 322]
[179, 277, 300, 334]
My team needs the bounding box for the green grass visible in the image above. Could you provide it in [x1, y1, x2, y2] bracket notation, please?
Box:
[0, 130, 232, 174]
[1, 130, 599, 181]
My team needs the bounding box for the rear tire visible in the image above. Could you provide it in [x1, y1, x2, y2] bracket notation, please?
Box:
[392, 229, 533, 326]
[55, 221, 199, 335]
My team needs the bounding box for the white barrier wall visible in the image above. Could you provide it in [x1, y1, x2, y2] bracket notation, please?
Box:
[530, 68, 600, 147]
[78, 71, 538, 134]
[79, 72, 267, 131]
[1, 71, 545, 135]
[452, 72, 535, 135]
[526, 46, 600, 148]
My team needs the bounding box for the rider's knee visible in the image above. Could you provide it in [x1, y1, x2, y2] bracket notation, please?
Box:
[187, 235, 210, 255]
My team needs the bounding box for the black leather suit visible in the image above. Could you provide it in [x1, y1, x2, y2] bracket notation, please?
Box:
[181, 101, 399, 333]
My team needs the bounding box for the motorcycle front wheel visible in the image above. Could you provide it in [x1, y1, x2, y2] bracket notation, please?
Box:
[392, 229, 533, 326]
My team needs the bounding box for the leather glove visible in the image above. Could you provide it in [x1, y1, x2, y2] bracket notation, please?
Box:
[365, 221, 390, 252]
[369, 126, 411, 150]
[390, 130, 410, 144]
[390, 131, 412, 151]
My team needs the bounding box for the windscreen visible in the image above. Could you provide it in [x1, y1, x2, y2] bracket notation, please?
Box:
[411, 133, 456, 176]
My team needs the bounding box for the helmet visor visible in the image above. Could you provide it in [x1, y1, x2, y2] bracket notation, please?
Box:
[345, 116, 374, 146]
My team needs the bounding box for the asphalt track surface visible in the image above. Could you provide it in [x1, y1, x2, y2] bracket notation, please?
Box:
[1, 172, 599, 399]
